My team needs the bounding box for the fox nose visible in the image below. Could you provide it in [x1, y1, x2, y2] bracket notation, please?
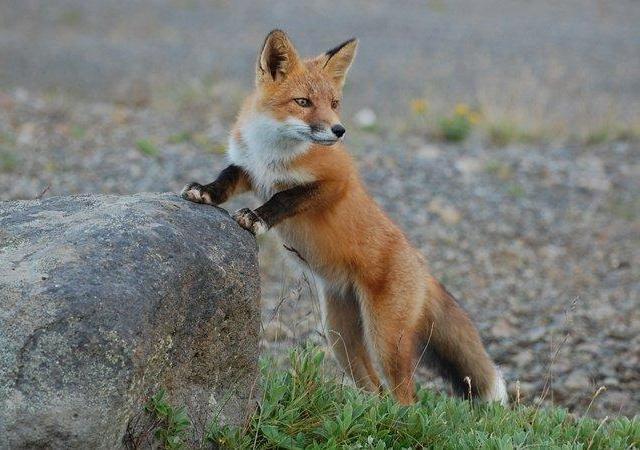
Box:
[331, 124, 346, 138]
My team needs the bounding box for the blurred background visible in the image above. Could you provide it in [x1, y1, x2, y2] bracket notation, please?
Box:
[0, 0, 638, 418]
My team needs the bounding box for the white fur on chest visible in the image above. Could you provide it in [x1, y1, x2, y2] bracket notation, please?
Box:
[228, 114, 315, 199]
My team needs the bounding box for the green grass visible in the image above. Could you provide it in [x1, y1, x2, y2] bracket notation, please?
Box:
[506, 183, 526, 199]
[0, 149, 19, 172]
[202, 346, 639, 449]
[485, 159, 513, 180]
[438, 114, 473, 142]
[487, 122, 537, 147]
[168, 131, 193, 144]
[584, 126, 639, 146]
[145, 389, 192, 450]
[70, 124, 86, 140]
[136, 139, 161, 157]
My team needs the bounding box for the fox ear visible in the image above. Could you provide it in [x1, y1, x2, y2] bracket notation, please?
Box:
[320, 38, 358, 87]
[257, 30, 300, 84]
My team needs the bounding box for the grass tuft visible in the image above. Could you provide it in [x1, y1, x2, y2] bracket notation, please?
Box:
[436, 104, 480, 142]
[136, 139, 161, 157]
[206, 345, 640, 449]
[0, 150, 19, 173]
[438, 114, 472, 142]
[168, 131, 193, 144]
[487, 121, 536, 147]
[145, 389, 191, 450]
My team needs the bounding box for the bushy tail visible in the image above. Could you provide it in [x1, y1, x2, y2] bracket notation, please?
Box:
[418, 277, 507, 404]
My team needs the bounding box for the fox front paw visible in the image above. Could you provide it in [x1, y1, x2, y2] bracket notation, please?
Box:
[180, 182, 213, 204]
[232, 208, 267, 236]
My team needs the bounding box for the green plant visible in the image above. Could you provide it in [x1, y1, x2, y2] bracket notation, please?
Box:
[485, 159, 513, 180]
[207, 345, 640, 449]
[507, 183, 526, 199]
[70, 124, 86, 140]
[0, 131, 16, 145]
[146, 389, 191, 450]
[438, 114, 472, 142]
[0, 150, 18, 173]
[191, 134, 226, 154]
[168, 131, 193, 144]
[584, 126, 639, 145]
[136, 139, 160, 157]
[487, 121, 535, 147]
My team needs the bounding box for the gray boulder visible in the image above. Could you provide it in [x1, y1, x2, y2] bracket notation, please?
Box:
[0, 193, 260, 449]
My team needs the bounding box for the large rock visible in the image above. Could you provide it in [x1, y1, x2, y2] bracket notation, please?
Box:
[0, 193, 260, 449]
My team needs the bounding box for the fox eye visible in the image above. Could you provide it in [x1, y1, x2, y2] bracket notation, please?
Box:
[331, 99, 340, 109]
[294, 98, 312, 107]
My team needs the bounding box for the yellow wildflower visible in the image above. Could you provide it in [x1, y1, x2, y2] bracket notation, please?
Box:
[410, 98, 429, 115]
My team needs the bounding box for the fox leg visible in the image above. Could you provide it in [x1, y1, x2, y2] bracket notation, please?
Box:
[324, 286, 382, 393]
[232, 180, 347, 235]
[181, 164, 251, 205]
[359, 289, 421, 405]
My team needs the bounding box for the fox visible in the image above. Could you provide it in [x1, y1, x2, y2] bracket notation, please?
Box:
[181, 29, 507, 405]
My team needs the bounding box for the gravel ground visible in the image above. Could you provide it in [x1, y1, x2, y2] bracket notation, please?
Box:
[1, 88, 638, 419]
[1, 0, 639, 134]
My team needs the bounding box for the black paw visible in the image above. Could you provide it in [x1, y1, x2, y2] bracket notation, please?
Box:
[180, 182, 213, 204]
[232, 208, 267, 235]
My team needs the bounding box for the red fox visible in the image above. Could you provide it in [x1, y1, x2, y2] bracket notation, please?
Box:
[182, 30, 507, 405]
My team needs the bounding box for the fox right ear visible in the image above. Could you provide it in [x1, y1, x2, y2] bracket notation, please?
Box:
[257, 30, 300, 84]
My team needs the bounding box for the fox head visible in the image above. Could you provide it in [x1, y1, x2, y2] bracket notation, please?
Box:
[253, 29, 358, 146]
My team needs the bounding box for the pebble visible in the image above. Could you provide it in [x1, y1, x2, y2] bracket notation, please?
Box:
[525, 326, 547, 343]
[428, 198, 462, 225]
[564, 370, 592, 390]
[454, 157, 483, 176]
[415, 145, 442, 160]
[491, 318, 517, 339]
[602, 376, 619, 386]
[114, 79, 152, 108]
[512, 350, 534, 367]
[17, 123, 36, 145]
[574, 156, 611, 192]
[353, 108, 377, 128]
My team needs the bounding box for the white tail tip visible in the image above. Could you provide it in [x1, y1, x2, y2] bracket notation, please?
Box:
[485, 370, 508, 405]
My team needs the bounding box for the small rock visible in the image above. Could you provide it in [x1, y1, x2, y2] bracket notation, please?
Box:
[428, 198, 462, 225]
[553, 359, 572, 375]
[564, 370, 591, 390]
[538, 245, 564, 260]
[603, 376, 619, 386]
[591, 304, 617, 319]
[17, 123, 36, 145]
[525, 326, 547, 343]
[114, 79, 151, 108]
[574, 156, 611, 192]
[0, 91, 15, 110]
[415, 145, 442, 160]
[491, 318, 517, 338]
[455, 157, 483, 176]
[607, 327, 631, 340]
[14, 87, 29, 102]
[576, 341, 601, 355]
[603, 390, 631, 407]
[512, 350, 534, 367]
[354, 108, 377, 128]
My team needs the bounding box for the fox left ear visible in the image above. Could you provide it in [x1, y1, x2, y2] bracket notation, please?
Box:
[257, 29, 301, 84]
[320, 38, 358, 87]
